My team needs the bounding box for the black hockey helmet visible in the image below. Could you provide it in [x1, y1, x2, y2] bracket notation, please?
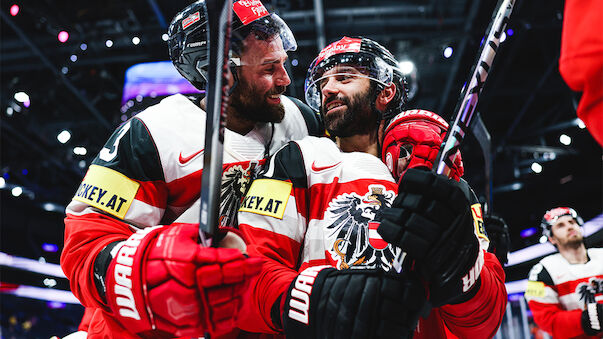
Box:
[304, 36, 407, 116]
[168, 0, 297, 90]
[540, 207, 584, 237]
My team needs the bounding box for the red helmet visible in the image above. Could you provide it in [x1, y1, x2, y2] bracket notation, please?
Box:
[381, 109, 464, 182]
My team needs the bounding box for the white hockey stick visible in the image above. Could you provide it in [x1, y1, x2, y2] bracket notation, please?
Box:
[393, 0, 516, 273]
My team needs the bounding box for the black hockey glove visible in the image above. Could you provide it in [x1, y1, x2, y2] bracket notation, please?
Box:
[280, 266, 427, 339]
[582, 303, 603, 335]
[484, 214, 510, 265]
[378, 168, 482, 307]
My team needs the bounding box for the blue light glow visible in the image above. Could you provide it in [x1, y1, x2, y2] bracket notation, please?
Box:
[520, 227, 538, 238]
[42, 243, 59, 253]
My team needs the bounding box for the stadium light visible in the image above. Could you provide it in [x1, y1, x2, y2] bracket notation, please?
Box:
[58, 31, 69, 43]
[10, 4, 19, 16]
[559, 134, 572, 145]
[531, 162, 542, 174]
[57, 130, 71, 144]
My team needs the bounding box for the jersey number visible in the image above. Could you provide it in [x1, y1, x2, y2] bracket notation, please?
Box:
[99, 121, 131, 162]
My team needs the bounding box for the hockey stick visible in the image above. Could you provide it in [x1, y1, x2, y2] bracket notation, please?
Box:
[393, 0, 515, 273]
[199, 0, 233, 247]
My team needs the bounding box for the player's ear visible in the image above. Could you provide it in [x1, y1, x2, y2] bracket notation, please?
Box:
[376, 83, 396, 111]
[548, 235, 557, 245]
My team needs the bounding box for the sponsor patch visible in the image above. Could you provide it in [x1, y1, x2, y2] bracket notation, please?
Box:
[182, 11, 200, 30]
[315, 36, 361, 65]
[73, 165, 139, 219]
[471, 203, 489, 241]
[525, 280, 546, 297]
[233, 0, 269, 25]
[239, 179, 291, 219]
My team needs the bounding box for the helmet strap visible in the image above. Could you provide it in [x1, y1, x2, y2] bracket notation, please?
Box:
[227, 63, 240, 96]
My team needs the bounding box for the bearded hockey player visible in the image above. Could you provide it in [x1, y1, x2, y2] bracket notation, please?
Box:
[60, 1, 323, 338]
[525, 207, 603, 338]
[236, 36, 506, 338]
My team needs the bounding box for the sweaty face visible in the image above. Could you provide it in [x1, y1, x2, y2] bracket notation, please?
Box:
[319, 65, 377, 137]
[228, 34, 290, 123]
[549, 215, 583, 247]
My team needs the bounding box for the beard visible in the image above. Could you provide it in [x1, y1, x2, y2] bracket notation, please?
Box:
[322, 86, 377, 138]
[228, 76, 285, 124]
[553, 231, 584, 248]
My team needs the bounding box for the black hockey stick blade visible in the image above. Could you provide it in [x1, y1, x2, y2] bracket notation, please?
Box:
[393, 0, 515, 274]
[199, 0, 233, 246]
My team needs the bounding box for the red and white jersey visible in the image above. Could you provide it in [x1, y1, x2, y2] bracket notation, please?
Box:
[237, 136, 507, 338]
[60, 93, 323, 337]
[525, 248, 603, 338]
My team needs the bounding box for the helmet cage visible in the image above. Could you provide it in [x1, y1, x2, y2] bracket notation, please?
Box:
[304, 44, 396, 112]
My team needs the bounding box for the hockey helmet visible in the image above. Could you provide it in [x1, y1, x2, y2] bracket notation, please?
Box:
[168, 0, 297, 90]
[304, 36, 407, 114]
[540, 207, 584, 237]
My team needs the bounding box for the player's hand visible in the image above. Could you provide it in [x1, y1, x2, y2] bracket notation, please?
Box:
[105, 223, 262, 338]
[280, 266, 427, 339]
[582, 303, 603, 335]
[378, 168, 482, 307]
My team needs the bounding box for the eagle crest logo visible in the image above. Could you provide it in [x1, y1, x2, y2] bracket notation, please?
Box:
[324, 184, 398, 271]
[577, 277, 603, 305]
[219, 160, 262, 227]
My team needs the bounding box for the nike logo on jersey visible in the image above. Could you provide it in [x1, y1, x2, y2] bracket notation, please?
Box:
[311, 161, 341, 172]
[179, 149, 204, 164]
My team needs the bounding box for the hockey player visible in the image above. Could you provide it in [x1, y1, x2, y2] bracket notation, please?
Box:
[236, 36, 506, 338]
[525, 207, 603, 338]
[60, 1, 323, 338]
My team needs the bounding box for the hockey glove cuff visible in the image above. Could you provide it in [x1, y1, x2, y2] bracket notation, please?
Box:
[281, 266, 427, 339]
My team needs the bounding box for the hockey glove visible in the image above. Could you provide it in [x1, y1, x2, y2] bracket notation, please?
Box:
[378, 168, 482, 307]
[484, 214, 510, 265]
[104, 223, 261, 338]
[381, 109, 464, 183]
[582, 303, 603, 335]
[281, 266, 427, 339]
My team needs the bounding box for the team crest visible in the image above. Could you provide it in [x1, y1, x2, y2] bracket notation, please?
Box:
[219, 160, 263, 227]
[577, 277, 603, 305]
[324, 184, 398, 271]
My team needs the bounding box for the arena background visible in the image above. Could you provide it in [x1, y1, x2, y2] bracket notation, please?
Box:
[1, 0, 601, 338]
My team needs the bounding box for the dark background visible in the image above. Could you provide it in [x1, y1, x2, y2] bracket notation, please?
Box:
[1, 0, 601, 336]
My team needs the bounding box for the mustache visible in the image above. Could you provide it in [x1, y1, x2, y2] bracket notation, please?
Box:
[323, 95, 349, 110]
[268, 86, 287, 96]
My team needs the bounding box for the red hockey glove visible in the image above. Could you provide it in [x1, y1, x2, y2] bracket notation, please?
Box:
[105, 223, 261, 338]
[582, 303, 603, 336]
[378, 169, 482, 307]
[280, 266, 428, 339]
[381, 109, 464, 183]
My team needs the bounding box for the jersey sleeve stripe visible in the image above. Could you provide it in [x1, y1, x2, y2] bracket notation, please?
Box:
[133, 179, 168, 208]
[555, 275, 603, 297]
